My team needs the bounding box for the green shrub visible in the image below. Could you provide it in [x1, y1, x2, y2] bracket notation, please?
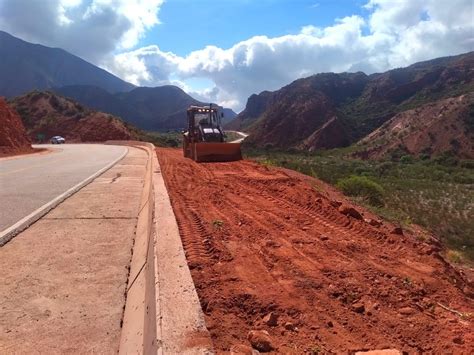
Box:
[465, 104, 474, 132]
[400, 155, 414, 164]
[459, 160, 474, 169]
[432, 152, 459, 167]
[336, 175, 385, 206]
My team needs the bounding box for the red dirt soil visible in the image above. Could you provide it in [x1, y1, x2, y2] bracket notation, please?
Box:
[0, 97, 32, 156]
[156, 148, 473, 354]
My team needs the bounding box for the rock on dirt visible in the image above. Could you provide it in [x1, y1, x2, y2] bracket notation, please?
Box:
[230, 344, 260, 354]
[330, 200, 342, 208]
[398, 307, 415, 316]
[284, 322, 296, 331]
[262, 312, 279, 327]
[452, 336, 465, 345]
[338, 205, 363, 220]
[391, 226, 404, 235]
[248, 330, 275, 352]
[365, 218, 382, 227]
[352, 303, 366, 313]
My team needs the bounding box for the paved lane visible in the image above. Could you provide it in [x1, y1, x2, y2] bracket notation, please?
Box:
[0, 144, 127, 232]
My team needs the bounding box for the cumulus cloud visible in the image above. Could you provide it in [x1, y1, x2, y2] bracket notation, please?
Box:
[104, 0, 473, 111]
[0, 0, 163, 62]
[0, 0, 472, 111]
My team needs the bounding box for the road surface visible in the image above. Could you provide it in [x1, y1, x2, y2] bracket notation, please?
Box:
[225, 130, 249, 143]
[0, 144, 127, 232]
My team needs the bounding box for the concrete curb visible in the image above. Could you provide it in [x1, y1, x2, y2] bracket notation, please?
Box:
[117, 141, 214, 354]
[118, 142, 158, 355]
[0, 146, 128, 247]
[153, 149, 214, 354]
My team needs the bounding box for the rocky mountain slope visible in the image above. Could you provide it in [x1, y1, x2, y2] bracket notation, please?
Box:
[9, 91, 141, 143]
[357, 94, 474, 159]
[0, 31, 236, 131]
[225, 91, 275, 131]
[55, 85, 236, 131]
[0, 31, 134, 98]
[0, 97, 32, 155]
[233, 52, 474, 153]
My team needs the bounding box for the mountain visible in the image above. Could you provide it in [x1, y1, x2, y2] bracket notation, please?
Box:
[356, 93, 474, 159]
[54, 85, 236, 131]
[222, 108, 237, 124]
[232, 52, 474, 152]
[9, 91, 141, 142]
[0, 31, 134, 98]
[225, 91, 275, 131]
[0, 97, 32, 155]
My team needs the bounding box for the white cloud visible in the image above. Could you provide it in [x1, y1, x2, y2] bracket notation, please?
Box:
[104, 0, 473, 111]
[0, 0, 163, 62]
[0, 0, 472, 111]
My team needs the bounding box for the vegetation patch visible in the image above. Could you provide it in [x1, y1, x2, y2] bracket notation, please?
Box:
[140, 131, 182, 147]
[336, 175, 384, 206]
[246, 148, 474, 262]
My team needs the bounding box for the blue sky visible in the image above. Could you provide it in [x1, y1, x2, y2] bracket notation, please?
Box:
[141, 0, 368, 56]
[0, 0, 472, 110]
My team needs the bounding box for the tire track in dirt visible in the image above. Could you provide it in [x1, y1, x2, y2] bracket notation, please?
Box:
[156, 148, 474, 354]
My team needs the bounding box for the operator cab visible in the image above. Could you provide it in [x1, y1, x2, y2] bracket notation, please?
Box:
[188, 106, 224, 142]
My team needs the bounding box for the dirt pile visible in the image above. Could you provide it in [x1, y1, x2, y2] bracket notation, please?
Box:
[9, 91, 141, 143]
[0, 97, 32, 155]
[357, 94, 474, 159]
[157, 148, 473, 354]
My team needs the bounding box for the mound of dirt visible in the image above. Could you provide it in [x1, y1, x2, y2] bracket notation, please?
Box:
[0, 97, 32, 155]
[157, 148, 473, 354]
[9, 91, 141, 143]
[357, 94, 474, 159]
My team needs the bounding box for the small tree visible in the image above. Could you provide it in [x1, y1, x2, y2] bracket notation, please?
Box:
[336, 175, 384, 206]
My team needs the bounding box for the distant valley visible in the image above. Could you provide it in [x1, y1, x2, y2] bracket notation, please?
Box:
[1, 30, 472, 159]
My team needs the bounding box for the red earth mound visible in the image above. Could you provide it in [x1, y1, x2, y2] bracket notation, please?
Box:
[157, 148, 473, 354]
[9, 91, 140, 143]
[0, 97, 32, 156]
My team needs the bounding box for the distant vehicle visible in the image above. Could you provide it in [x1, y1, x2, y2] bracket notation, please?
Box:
[50, 136, 66, 144]
[182, 104, 242, 162]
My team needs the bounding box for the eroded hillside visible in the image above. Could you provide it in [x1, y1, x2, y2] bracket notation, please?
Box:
[234, 52, 474, 154]
[0, 97, 32, 156]
[9, 91, 141, 143]
[357, 94, 474, 159]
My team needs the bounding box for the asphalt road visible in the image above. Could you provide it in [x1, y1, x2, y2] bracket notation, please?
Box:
[0, 144, 127, 232]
